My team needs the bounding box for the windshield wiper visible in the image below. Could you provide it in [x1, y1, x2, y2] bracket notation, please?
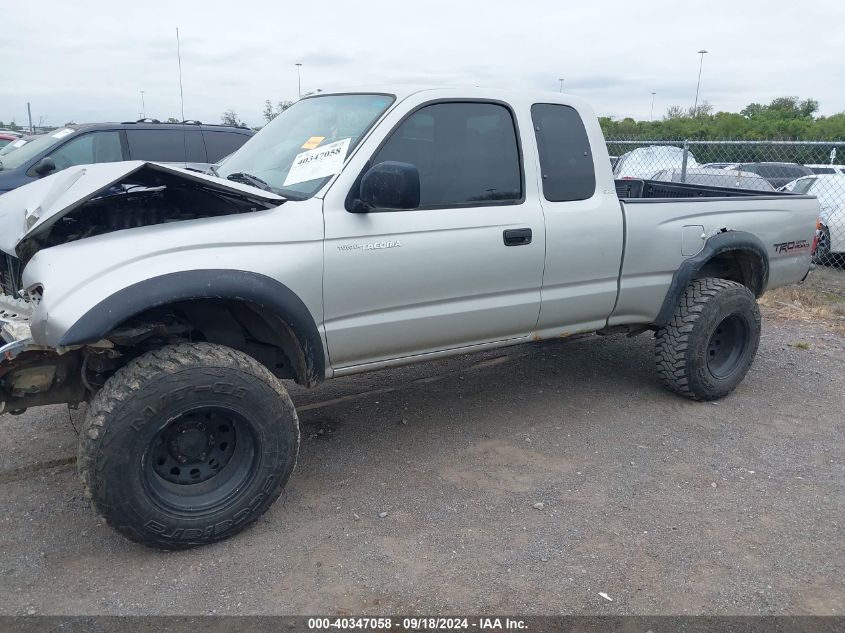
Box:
[226, 172, 272, 191]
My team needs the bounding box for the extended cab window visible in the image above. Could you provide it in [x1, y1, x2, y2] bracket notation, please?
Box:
[531, 104, 595, 201]
[371, 102, 522, 207]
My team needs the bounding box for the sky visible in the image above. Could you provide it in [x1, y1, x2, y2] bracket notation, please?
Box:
[2, 1, 843, 128]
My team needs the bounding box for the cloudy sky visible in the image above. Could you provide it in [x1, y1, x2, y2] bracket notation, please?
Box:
[2, 1, 843, 128]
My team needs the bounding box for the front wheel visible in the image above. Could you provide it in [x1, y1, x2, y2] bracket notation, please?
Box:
[78, 343, 300, 549]
[655, 277, 761, 401]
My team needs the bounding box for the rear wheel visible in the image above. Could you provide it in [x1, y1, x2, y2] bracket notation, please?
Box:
[78, 342, 299, 549]
[655, 277, 761, 401]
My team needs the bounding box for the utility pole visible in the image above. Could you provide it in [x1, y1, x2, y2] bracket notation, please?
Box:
[140, 90, 146, 119]
[558, 78, 564, 93]
[27, 102, 34, 134]
[693, 49, 708, 114]
[650, 91, 656, 121]
[296, 63, 303, 99]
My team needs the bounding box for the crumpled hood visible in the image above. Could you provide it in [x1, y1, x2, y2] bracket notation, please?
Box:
[0, 161, 284, 255]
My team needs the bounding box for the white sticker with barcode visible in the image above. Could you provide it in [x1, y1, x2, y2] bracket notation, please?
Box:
[283, 138, 350, 186]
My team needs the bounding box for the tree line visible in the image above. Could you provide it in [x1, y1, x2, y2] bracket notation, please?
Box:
[601, 96, 845, 141]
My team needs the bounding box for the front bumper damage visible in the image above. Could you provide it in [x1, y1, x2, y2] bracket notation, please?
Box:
[1, 294, 89, 415]
[1, 294, 40, 415]
[1, 294, 33, 354]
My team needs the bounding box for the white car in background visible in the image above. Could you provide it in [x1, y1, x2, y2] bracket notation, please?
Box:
[784, 175, 845, 262]
[613, 145, 698, 179]
[651, 167, 774, 192]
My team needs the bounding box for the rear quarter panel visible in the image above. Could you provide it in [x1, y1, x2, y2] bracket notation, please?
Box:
[610, 195, 819, 326]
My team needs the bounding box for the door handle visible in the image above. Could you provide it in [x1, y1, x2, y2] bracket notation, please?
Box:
[503, 228, 532, 246]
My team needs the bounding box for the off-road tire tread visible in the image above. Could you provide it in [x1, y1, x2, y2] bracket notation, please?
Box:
[655, 277, 754, 401]
[78, 342, 298, 549]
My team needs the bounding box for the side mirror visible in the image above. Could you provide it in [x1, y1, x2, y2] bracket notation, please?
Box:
[354, 161, 420, 211]
[33, 156, 56, 176]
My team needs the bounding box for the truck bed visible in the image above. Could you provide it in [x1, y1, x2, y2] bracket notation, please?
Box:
[609, 183, 818, 327]
[615, 178, 793, 200]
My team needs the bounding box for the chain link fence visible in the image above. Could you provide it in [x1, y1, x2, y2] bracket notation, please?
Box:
[606, 139, 845, 268]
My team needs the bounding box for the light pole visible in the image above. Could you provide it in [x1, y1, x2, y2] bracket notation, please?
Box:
[140, 90, 146, 119]
[650, 91, 656, 121]
[693, 49, 708, 114]
[558, 78, 564, 93]
[295, 63, 303, 99]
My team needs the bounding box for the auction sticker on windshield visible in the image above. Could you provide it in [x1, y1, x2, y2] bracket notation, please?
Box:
[51, 128, 74, 139]
[301, 136, 326, 150]
[284, 138, 350, 186]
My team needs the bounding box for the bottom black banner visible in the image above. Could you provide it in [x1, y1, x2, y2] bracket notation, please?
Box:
[0, 616, 842, 633]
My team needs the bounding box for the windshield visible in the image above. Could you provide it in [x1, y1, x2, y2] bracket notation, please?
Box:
[217, 94, 394, 199]
[0, 130, 70, 171]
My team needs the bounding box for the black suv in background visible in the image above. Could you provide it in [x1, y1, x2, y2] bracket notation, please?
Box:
[0, 120, 254, 194]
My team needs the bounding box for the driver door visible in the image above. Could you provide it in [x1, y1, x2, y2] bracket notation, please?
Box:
[321, 100, 546, 370]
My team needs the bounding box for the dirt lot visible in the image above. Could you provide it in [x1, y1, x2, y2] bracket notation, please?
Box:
[1, 271, 843, 616]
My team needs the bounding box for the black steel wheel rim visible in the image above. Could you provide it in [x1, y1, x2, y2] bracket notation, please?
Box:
[143, 406, 259, 513]
[706, 314, 749, 379]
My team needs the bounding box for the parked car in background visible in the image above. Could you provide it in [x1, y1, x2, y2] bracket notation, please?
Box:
[722, 162, 813, 189]
[651, 167, 775, 192]
[782, 175, 845, 263]
[0, 120, 254, 194]
[614, 145, 698, 179]
[0, 134, 37, 157]
[806, 164, 845, 176]
[0, 133, 20, 149]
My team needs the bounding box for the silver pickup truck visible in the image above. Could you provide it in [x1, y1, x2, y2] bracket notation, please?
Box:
[0, 87, 819, 548]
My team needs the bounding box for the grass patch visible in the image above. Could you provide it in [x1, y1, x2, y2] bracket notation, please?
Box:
[759, 265, 845, 334]
[790, 341, 811, 350]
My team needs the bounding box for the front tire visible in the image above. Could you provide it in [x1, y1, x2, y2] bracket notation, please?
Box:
[655, 278, 761, 401]
[78, 343, 300, 549]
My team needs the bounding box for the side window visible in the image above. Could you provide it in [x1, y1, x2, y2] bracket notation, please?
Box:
[203, 131, 250, 163]
[369, 102, 522, 207]
[531, 104, 595, 201]
[126, 129, 206, 163]
[49, 131, 122, 170]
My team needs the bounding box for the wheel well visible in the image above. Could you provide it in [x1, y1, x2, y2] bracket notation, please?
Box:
[104, 299, 314, 386]
[693, 249, 766, 297]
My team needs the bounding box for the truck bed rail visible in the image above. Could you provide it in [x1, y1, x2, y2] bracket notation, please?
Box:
[615, 179, 795, 200]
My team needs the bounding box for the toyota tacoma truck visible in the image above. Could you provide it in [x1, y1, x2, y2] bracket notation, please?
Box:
[0, 87, 819, 549]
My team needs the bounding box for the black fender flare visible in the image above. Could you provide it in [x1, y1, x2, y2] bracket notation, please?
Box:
[654, 230, 769, 326]
[58, 270, 325, 385]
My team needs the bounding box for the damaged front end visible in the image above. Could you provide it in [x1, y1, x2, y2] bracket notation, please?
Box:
[0, 161, 284, 266]
[0, 294, 68, 415]
[0, 161, 286, 415]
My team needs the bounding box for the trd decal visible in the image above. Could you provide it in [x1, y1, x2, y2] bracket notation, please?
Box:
[773, 240, 810, 254]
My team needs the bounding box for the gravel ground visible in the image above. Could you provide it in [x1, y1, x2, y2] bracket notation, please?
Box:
[0, 310, 842, 616]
